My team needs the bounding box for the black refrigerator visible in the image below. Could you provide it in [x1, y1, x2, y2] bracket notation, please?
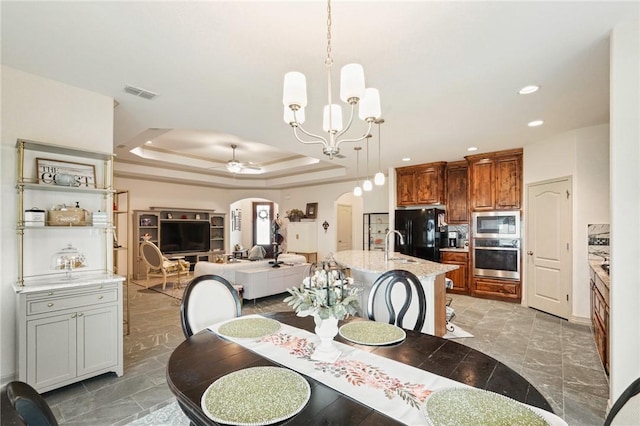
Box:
[394, 208, 445, 261]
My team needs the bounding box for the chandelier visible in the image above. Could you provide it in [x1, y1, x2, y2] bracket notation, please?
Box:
[282, 0, 382, 159]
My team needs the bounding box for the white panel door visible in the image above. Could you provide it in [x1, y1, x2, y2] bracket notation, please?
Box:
[337, 204, 352, 251]
[526, 177, 572, 319]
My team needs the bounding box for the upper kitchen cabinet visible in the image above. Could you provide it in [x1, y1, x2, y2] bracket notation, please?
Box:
[466, 149, 522, 211]
[445, 161, 468, 223]
[396, 162, 446, 207]
[396, 167, 417, 205]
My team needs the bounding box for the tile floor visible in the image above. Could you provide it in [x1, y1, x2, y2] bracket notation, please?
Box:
[41, 281, 609, 425]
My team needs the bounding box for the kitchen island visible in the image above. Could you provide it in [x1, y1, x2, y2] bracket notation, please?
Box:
[332, 250, 458, 337]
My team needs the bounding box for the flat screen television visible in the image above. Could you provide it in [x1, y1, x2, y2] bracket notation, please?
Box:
[160, 221, 210, 254]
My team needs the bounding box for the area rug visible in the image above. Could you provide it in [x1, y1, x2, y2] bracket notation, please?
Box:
[126, 401, 189, 426]
[444, 323, 474, 339]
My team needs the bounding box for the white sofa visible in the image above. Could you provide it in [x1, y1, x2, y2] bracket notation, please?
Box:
[193, 253, 309, 300]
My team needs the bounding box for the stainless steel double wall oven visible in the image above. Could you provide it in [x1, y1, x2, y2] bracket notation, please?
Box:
[472, 211, 521, 280]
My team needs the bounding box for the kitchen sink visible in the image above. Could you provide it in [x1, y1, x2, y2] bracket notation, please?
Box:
[388, 257, 418, 264]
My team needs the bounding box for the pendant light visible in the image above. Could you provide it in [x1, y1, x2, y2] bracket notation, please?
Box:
[374, 119, 385, 186]
[282, 0, 382, 159]
[363, 134, 373, 192]
[353, 147, 362, 197]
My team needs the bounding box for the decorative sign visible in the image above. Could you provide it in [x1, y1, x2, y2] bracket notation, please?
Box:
[37, 158, 96, 188]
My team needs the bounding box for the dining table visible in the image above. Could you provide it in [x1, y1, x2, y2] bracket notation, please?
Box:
[166, 311, 556, 425]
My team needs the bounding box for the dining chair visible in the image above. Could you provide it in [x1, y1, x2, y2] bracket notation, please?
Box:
[603, 377, 640, 426]
[180, 274, 242, 337]
[139, 241, 189, 291]
[4, 381, 59, 426]
[367, 269, 426, 331]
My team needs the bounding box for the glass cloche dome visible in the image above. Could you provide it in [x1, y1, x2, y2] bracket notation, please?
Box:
[51, 243, 86, 280]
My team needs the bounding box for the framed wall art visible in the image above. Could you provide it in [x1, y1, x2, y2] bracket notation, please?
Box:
[36, 158, 96, 188]
[305, 202, 318, 219]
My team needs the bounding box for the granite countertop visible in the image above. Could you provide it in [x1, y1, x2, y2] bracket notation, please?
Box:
[332, 250, 457, 279]
[440, 247, 469, 253]
[588, 259, 610, 289]
[14, 272, 125, 293]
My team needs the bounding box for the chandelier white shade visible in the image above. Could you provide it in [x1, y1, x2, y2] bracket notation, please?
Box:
[282, 0, 382, 159]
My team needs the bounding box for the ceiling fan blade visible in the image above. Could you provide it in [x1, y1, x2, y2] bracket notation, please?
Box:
[242, 164, 262, 171]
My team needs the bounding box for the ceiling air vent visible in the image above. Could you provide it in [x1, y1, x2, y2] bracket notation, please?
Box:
[124, 84, 158, 100]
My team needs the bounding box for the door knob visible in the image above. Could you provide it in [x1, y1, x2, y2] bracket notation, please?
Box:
[527, 251, 534, 255]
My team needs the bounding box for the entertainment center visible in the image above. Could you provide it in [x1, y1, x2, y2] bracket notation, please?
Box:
[133, 208, 225, 280]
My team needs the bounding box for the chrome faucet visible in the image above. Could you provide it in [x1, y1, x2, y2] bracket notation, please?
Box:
[384, 230, 404, 261]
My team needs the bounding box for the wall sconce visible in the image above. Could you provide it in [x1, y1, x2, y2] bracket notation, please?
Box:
[322, 220, 330, 233]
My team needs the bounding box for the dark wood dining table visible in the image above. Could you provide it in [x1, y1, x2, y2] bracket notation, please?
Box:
[166, 311, 554, 425]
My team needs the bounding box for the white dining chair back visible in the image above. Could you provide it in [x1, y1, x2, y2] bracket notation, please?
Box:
[367, 269, 427, 331]
[180, 274, 242, 337]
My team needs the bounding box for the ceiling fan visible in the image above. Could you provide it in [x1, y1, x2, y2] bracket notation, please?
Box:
[223, 144, 262, 174]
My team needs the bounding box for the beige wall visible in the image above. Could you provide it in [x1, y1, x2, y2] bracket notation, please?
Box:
[1, 66, 114, 381]
[523, 124, 610, 321]
[609, 17, 640, 408]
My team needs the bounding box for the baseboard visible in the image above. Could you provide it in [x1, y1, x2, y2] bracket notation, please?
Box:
[570, 315, 591, 326]
[1, 371, 17, 387]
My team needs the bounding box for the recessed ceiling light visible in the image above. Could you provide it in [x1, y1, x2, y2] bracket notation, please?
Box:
[519, 85, 540, 95]
[145, 140, 153, 144]
[528, 120, 544, 127]
[402, 157, 411, 162]
[467, 146, 478, 152]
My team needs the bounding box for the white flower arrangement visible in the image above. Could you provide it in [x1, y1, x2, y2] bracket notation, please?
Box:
[284, 263, 360, 320]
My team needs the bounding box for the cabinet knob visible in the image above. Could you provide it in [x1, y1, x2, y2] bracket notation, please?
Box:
[527, 251, 534, 255]
[48, 292, 54, 296]
[71, 313, 77, 318]
[47, 303, 54, 307]
[78, 313, 84, 317]
[98, 295, 104, 299]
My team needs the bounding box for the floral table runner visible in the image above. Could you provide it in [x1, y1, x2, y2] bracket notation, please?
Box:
[209, 315, 566, 426]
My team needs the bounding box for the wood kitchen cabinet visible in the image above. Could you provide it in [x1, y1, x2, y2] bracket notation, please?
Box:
[466, 149, 522, 211]
[471, 276, 521, 302]
[590, 263, 609, 374]
[445, 161, 468, 223]
[396, 168, 417, 205]
[396, 162, 446, 206]
[440, 250, 468, 294]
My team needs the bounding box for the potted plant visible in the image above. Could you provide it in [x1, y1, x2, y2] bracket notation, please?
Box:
[285, 209, 305, 222]
[284, 261, 360, 361]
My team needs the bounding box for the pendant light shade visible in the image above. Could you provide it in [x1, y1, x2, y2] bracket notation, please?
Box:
[340, 64, 366, 102]
[374, 119, 385, 186]
[323, 104, 343, 132]
[283, 72, 307, 108]
[374, 171, 385, 186]
[359, 88, 381, 121]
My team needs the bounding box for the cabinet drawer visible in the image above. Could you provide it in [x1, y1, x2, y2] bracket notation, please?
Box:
[474, 279, 519, 297]
[28, 289, 117, 315]
[25, 283, 116, 301]
[441, 252, 467, 263]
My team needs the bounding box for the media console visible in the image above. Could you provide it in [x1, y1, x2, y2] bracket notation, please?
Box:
[133, 208, 226, 280]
